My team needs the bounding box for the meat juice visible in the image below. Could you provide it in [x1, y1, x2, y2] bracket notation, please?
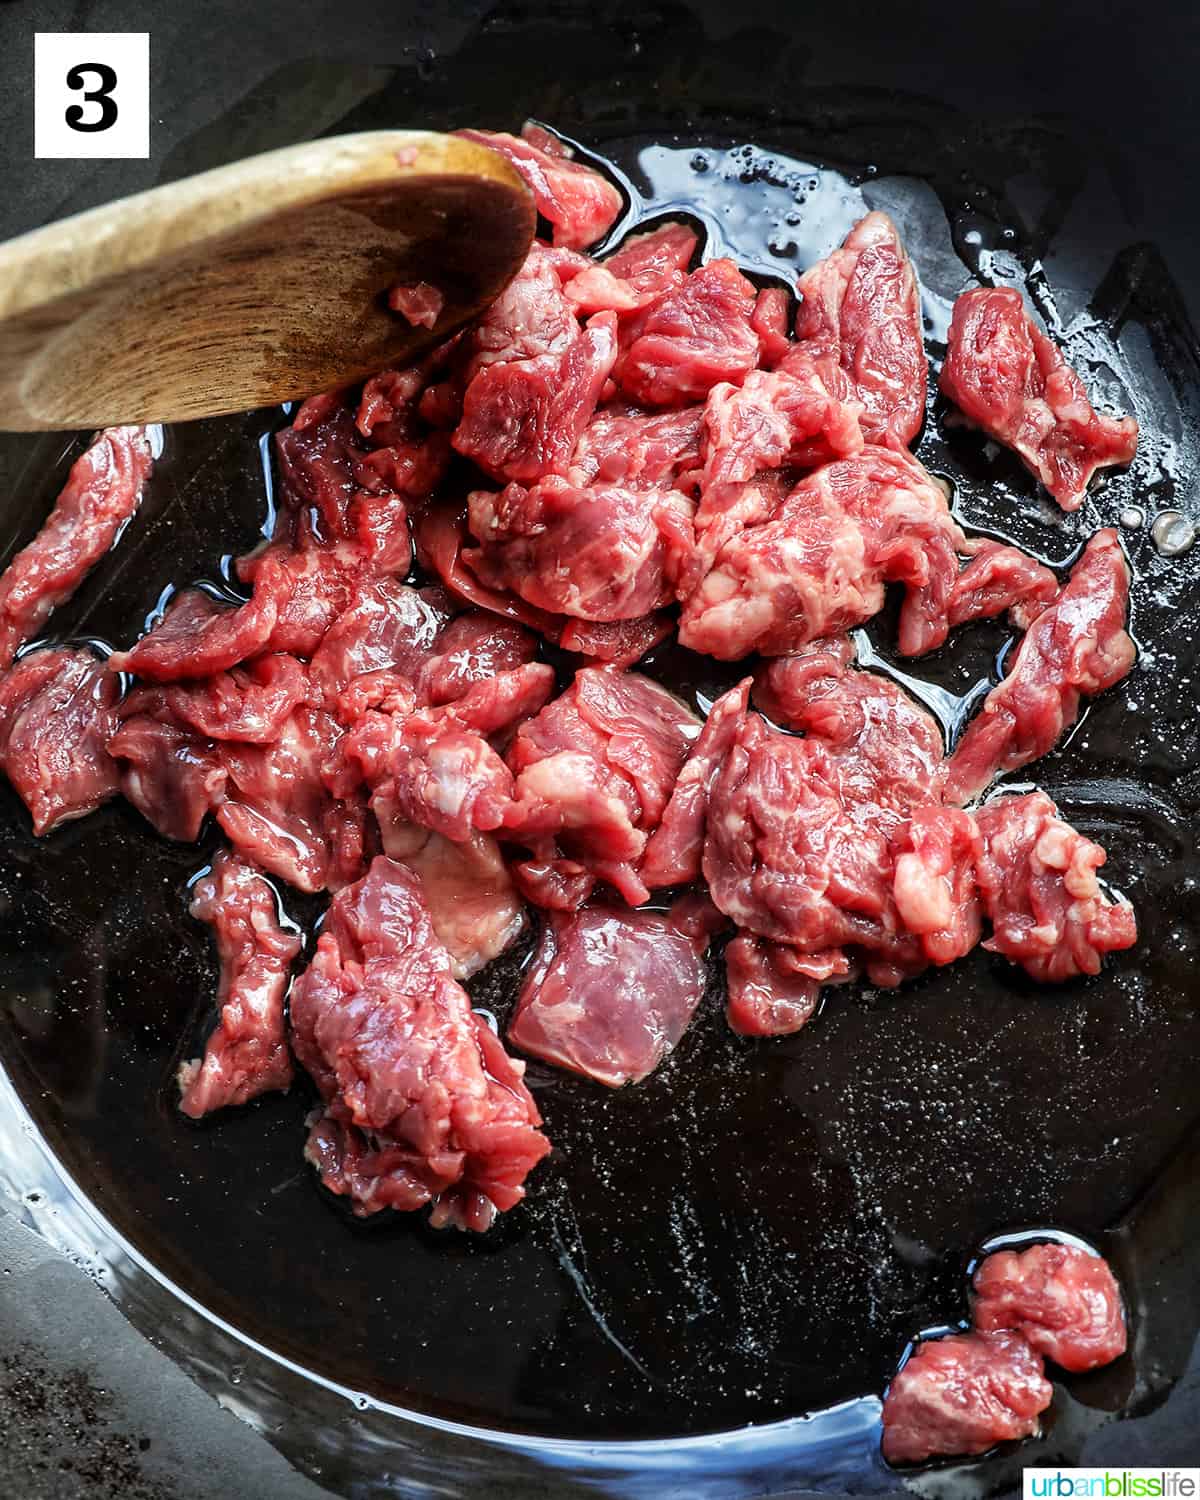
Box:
[0, 126, 1197, 1486]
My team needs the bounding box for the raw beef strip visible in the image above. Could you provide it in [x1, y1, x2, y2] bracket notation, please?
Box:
[562, 221, 696, 313]
[790, 211, 927, 446]
[939, 286, 1138, 510]
[109, 575, 281, 682]
[158, 655, 311, 742]
[0, 426, 152, 670]
[679, 443, 964, 660]
[751, 286, 793, 366]
[974, 791, 1136, 982]
[388, 280, 444, 329]
[465, 477, 694, 621]
[881, 1329, 1052, 1465]
[274, 400, 366, 543]
[891, 807, 983, 969]
[107, 705, 226, 842]
[414, 501, 563, 635]
[724, 931, 850, 1038]
[309, 577, 451, 708]
[505, 667, 701, 907]
[0, 648, 121, 834]
[614, 258, 761, 408]
[178, 850, 301, 1118]
[947, 537, 1060, 631]
[945, 530, 1135, 804]
[972, 1241, 1126, 1372]
[462, 242, 579, 374]
[556, 613, 674, 668]
[641, 678, 751, 888]
[453, 311, 618, 484]
[375, 820, 525, 979]
[456, 125, 622, 250]
[240, 540, 367, 659]
[415, 612, 541, 707]
[569, 405, 704, 490]
[217, 706, 366, 893]
[508, 895, 723, 1087]
[290, 856, 549, 1229]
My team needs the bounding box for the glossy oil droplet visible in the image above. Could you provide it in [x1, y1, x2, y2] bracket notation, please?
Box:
[1151, 509, 1196, 557]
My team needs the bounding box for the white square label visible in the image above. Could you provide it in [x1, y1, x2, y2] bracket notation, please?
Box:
[34, 32, 150, 160]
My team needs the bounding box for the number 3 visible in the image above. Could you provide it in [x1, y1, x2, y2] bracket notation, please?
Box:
[65, 62, 119, 133]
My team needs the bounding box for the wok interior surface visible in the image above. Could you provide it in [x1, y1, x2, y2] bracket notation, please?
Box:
[1, 4, 1199, 1492]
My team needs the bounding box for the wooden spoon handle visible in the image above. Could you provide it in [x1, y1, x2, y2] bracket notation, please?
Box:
[0, 131, 536, 431]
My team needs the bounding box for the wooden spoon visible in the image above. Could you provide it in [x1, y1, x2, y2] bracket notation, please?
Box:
[0, 131, 536, 431]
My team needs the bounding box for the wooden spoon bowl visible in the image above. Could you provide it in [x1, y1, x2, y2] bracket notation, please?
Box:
[0, 131, 536, 431]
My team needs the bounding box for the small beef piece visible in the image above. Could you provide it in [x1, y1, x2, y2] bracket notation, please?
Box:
[569, 405, 704, 491]
[891, 806, 982, 967]
[642, 678, 751, 888]
[974, 790, 1136, 982]
[556, 612, 674, 668]
[973, 1241, 1127, 1372]
[881, 1329, 1052, 1465]
[463, 243, 579, 374]
[241, 540, 367, 659]
[724, 932, 849, 1037]
[751, 286, 793, 366]
[0, 427, 152, 670]
[946, 530, 1135, 804]
[679, 444, 964, 661]
[562, 222, 696, 314]
[290, 856, 549, 1229]
[0, 648, 121, 834]
[274, 400, 366, 542]
[108, 707, 226, 842]
[948, 537, 1060, 631]
[508, 896, 722, 1087]
[939, 286, 1138, 511]
[791, 211, 927, 446]
[309, 577, 451, 709]
[615, 258, 761, 408]
[415, 612, 540, 707]
[414, 501, 563, 635]
[178, 850, 301, 1118]
[453, 312, 619, 484]
[457, 125, 622, 250]
[505, 667, 701, 907]
[159, 654, 311, 742]
[388, 280, 444, 329]
[375, 821, 525, 979]
[110, 575, 281, 683]
[465, 477, 694, 622]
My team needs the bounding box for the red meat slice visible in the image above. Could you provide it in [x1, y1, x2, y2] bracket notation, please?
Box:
[453, 311, 618, 484]
[388, 280, 444, 329]
[177, 850, 301, 1118]
[701, 364, 865, 490]
[158, 655, 311, 742]
[505, 667, 701, 907]
[891, 806, 983, 968]
[569, 405, 704, 491]
[792, 211, 927, 446]
[0, 427, 152, 670]
[413, 502, 563, 635]
[289, 856, 549, 1229]
[217, 706, 366, 893]
[948, 538, 1060, 631]
[974, 791, 1136, 981]
[0, 648, 121, 834]
[751, 286, 793, 367]
[881, 1329, 1052, 1465]
[945, 530, 1135, 804]
[463, 243, 580, 375]
[556, 613, 674, 668]
[507, 895, 723, 1087]
[107, 704, 226, 843]
[939, 286, 1138, 511]
[679, 444, 964, 660]
[456, 126, 622, 250]
[972, 1241, 1127, 1372]
[237, 540, 367, 659]
[414, 612, 540, 706]
[642, 678, 751, 888]
[309, 577, 452, 709]
[614, 258, 761, 408]
[375, 821, 525, 979]
[561, 222, 697, 315]
[724, 932, 849, 1038]
[465, 476, 694, 621]
[274, 400, 369, 543]
[110, 575, 282, 683]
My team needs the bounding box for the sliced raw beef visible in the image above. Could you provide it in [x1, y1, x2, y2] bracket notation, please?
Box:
[414, 501, 563, 635]
[881, 1329, 1052, 1465]
[724, 932, 849, 1037]
[241, 540, 367, 659]
[972, 1241, 1127, 1372]
[289, 857, 549, 1229]
[751, 286, 793, 366]
[110, 576, 281, 682]
[505, 667, 701, 907]
[273, 400, 366, 543]
[700, 364, 864, 490]
[947, 538, 1060, 631]
[0, 648, 121, 834]
[946, 530, 1135, 803]
[456, 125, 622, 250]
[0, 427, 152, 670]
[974, 791, 1136, 981]
[157, 655, 311, 742]
[569, 404, 704, 491]
[642, 678, 751, 888]
[388, 280, 444, 329]
[939, 286, 1138, 510]
[679, 444, 964, 660]
[555, 613, 674, 667]
[309, 577, 451, 708]
[465, 476, 694, 621]
[108, 705, 226, 842]
[453, 311, 618, 484]
[791, 212, 927, 446]
[508, 895, 722, 1087]
[462, 242, 579, 374]
[178, 850, 301, 1118]
[375, 820, 525, 979]
[561, 221, 697, 314]
[615, 258, 761, 408]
